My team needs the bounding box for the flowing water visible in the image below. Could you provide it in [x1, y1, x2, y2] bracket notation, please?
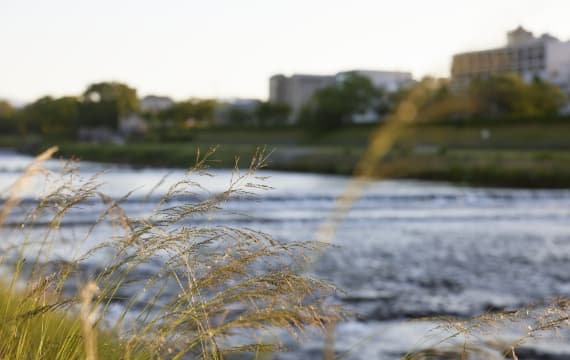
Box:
[1, 150, 570, 359]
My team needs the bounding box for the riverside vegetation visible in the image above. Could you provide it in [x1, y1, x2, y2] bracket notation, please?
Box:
[5, 118, 570, 189]
[2, 73, 570, 188]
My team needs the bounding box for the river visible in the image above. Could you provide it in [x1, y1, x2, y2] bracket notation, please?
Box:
[1, 150, 570, 359]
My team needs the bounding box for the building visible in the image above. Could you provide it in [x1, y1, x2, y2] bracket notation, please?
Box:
[335, 70, 413, 123]
[140, 95, 175, 113]
[215, 98, 261, 126]
[119, 113, 148, 135]
[451, 26, 570, 94]
[269, 70, 414, 123]
[337, 70, 413, 92]
[269, 74, 336, 122]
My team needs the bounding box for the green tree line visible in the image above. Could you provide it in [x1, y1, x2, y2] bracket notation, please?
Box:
[0, 73, 566, 139]
[298, 73, 567, 131]
[0, 82, 140, 137]
[0, 82, 293, 139]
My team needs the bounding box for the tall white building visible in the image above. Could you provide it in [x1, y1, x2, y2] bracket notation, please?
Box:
[451, 26, 570, 95]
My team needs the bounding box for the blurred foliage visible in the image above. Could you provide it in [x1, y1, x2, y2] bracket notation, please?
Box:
[16, 96, 80, 137]
[469, 74, 565, 117]
[153, 98, 217, 127]
[10, 82, 140, 138]
[0, 100, 17, 133]
[299, 74, 384, 132]
[0, 100, 14, 119]
[230, 107, 253, 125]
[4, 73, 568, 140]
[396, 74, 566, 123]
[80, 82, 139, 129]
[255, 101, 291, 126]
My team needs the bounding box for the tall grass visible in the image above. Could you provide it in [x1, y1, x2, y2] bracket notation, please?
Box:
[0, 147, 344, 359]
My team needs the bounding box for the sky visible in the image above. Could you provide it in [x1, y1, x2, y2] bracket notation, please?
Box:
[1, 0, 570, 103]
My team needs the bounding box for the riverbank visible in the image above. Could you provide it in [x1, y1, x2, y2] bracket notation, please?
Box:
[4, 121, 570, 188]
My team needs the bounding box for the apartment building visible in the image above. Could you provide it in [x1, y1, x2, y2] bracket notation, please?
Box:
[451, 26, 570, 94]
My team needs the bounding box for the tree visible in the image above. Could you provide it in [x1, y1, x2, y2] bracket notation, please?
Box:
[388, 74, 566, 123]
[226, 107, 252, 126]
[469, 74, 529, 116]
[255, 102, 291, 126]
[16, 96, 80, 137]
[0, 100, 14, 119]
[468, 73, 565, 118]
[390, 77, 477, 122]
[190, 99, 217, 124]
[80, 82, 139, 129]
[299, 74, 380, 132]
[529, 77, 566, 116]
[0, 100, 17, 133]
[158, 99, 217, 127]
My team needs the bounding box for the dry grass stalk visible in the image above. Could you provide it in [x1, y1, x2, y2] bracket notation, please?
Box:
[399, 279, 570, 357]
[0, 146, 344, 359]
[0, 146, 58, 226]
[80, 281, 100, 360]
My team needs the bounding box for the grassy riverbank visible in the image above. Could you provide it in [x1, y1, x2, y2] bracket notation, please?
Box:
[4, 121, 570, 188]
[0, 285, 139, 359]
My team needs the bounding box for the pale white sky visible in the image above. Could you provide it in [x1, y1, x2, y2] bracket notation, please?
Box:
[1, 0, 569, 103]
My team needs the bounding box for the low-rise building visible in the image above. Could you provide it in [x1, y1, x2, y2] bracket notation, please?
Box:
[215, 98, 261, 126]
[140, 95, 175, 113]
[119, 113, 148, 135]
[337, 70, 413, 92]
[451, 26, 570, 94]
[269, 74, 336, 123]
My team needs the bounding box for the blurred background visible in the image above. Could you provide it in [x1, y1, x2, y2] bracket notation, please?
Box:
[2, 1, 570, 359]
[1, 0, 570, 187]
